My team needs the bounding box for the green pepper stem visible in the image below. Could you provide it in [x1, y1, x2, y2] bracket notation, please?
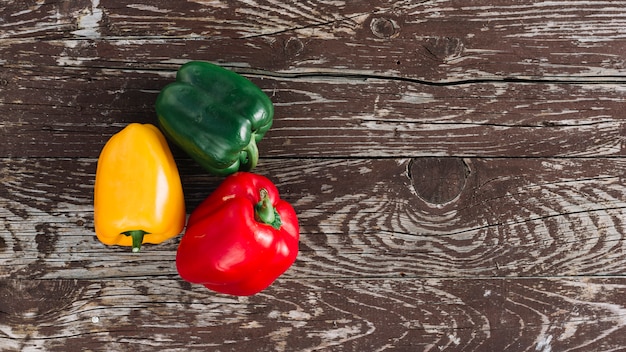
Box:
[122, 230, 149, 253]
[241, 138, 258, 171]
[254, 189, 282, 230]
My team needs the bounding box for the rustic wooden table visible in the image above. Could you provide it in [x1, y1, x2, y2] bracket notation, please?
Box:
[2, 0, 626, 351]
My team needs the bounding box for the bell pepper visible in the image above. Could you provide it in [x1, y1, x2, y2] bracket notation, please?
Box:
[94, 123, 186, 252]
[176, 172, 299, 296]
[155, 61, 274, 176]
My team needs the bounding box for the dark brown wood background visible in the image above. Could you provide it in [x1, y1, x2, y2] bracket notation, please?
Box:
[1, 0, 626, 351]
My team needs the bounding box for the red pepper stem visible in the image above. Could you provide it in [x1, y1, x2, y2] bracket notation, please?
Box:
[122, 230, 149, 253]
[255, 189, 282, 230]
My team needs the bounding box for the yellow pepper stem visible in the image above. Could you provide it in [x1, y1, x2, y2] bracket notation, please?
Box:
[122, 230, 150, 253]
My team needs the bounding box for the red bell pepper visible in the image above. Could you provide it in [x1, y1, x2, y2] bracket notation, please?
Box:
[176, 172, 299, 296]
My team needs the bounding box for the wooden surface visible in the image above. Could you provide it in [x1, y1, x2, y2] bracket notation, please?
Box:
[2, 0, 626, 351]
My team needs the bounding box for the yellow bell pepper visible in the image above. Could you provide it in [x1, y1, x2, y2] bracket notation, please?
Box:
[94, 123, 186, 252]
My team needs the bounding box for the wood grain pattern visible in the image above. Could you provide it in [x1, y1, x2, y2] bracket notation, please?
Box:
[1, 0, 626, 350]
[3, 0, 625, 79]
[2, 278, 626, 351]
[0, 70, 623, 158]
[2, 157, 625, 280]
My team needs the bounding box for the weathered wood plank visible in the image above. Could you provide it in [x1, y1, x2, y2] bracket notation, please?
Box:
[0, 68, 623, 158]
[2, 278, 626, 351]
[2, 0, 625, 80]
[2, 0, 625, 159]
[2, 157, 625, 280]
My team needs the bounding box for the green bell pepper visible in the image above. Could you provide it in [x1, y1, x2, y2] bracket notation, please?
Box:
[155, 61, 274, 176]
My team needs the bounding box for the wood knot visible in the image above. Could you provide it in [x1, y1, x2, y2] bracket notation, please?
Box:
[370, 17, 399, 39]
[0, 280, 88, 322]
[284, 37, 304, 57]
[409, 158, 470, 205]
[421, 36, 465, 63]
